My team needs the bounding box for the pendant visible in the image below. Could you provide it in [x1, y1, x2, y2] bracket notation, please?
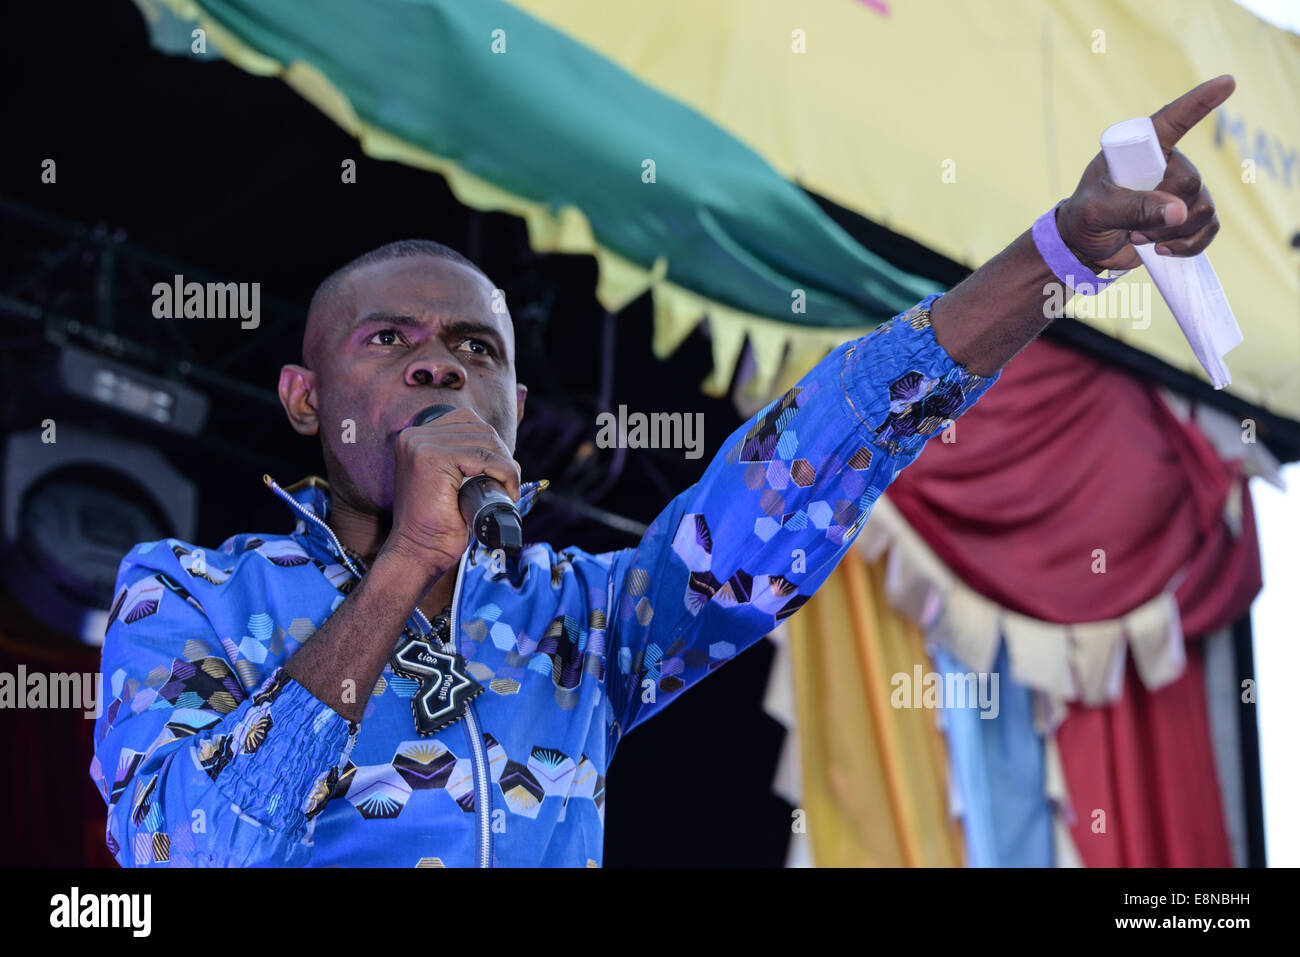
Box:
[390, 635, 485, 735]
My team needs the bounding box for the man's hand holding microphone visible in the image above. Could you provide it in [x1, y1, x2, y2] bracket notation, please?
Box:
[285, 406, 521, 723]
[379, 404, 523, 579]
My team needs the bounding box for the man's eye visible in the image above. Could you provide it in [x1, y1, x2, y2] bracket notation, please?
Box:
[368, 329, 404, 346]
[458, 338, 492, 356]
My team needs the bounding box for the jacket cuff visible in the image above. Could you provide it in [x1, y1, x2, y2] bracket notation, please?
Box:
[209, 668, 355, 838]
[842, 293, 1001, 459]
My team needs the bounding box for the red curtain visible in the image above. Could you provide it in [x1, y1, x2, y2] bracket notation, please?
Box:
[1057, 648, 1234, 866]
[0, 593, 118, 868]
[884, 333, 1261, 866]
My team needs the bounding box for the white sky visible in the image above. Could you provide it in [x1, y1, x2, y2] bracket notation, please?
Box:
[1249, 466, 1298, 866]
[1233, 0, 1300, 32]
[1230, 0, 1299, 868]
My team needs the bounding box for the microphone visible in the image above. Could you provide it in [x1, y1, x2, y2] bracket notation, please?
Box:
[412, 404, 523, 580]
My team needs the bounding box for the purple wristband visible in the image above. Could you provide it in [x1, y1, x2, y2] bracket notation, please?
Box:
[1032, 201, 1126, 295]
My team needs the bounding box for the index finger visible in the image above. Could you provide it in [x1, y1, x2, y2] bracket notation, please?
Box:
[1150, 74, 1236, 152]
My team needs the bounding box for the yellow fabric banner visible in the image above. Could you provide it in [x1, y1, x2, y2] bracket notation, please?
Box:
[784, 547, 964, 867]
[514, 0, 1300, 420]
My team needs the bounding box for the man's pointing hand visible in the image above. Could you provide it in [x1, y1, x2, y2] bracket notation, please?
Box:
[1055, 74, 1236, 273]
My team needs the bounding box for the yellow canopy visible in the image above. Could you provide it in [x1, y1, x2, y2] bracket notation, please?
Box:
[514, 0, 1300, 421]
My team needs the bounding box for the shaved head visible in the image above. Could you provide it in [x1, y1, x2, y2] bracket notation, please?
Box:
[303, 240, 494, 369]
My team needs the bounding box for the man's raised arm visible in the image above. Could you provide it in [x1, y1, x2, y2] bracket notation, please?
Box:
[602, 290, 999, 744]
[600, 76, 1233, 745]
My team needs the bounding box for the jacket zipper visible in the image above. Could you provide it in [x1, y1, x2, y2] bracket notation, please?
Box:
[263, 475, 493, 868]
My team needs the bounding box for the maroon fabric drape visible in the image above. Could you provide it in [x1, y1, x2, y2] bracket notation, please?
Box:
[0, 604, 117, 868]
[883, 333, 1262, 866]
[1056, 647, 1234, 866]
[886, 335, 1260, 633]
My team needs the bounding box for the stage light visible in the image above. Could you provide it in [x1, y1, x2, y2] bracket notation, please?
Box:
[58, 344, 206, 435]
[1, 425, 196, 645]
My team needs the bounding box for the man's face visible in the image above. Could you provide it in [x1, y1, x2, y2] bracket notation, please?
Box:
[281, 255, 525, 512]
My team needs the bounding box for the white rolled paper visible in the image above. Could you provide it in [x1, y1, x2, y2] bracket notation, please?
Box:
[1099, 116, 1243, 389]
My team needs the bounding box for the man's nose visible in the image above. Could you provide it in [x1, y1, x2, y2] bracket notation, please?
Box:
[405, 342, 466, 389]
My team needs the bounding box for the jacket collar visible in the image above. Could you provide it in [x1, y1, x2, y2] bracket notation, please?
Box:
[263, 473, 548, 565]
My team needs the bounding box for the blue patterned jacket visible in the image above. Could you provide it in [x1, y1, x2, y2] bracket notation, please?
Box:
[90, 293, 1000, 866]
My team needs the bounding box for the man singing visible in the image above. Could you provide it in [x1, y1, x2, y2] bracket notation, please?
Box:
[91, 77, 1234, 866]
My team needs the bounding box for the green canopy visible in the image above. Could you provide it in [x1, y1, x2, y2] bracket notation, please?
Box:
[133, 0, 944, 401]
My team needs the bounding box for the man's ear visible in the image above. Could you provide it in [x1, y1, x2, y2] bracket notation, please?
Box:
[515, 383, 528, 425]
[279, 364, 319, 436]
